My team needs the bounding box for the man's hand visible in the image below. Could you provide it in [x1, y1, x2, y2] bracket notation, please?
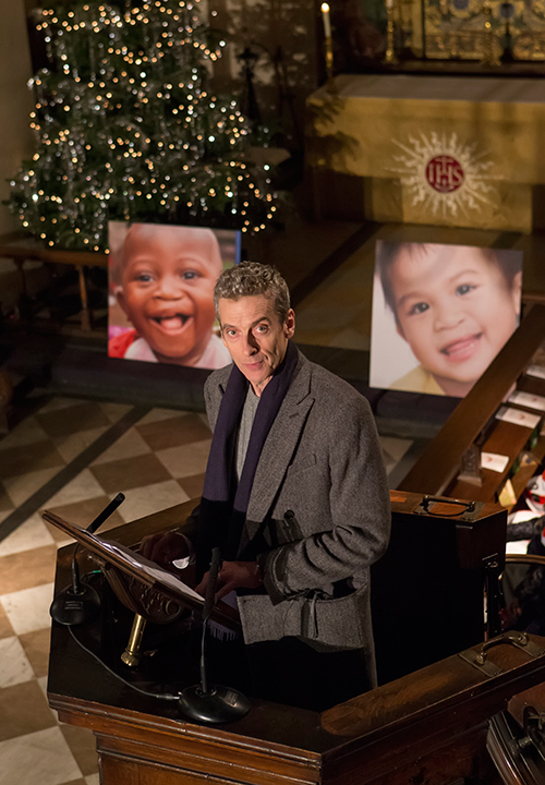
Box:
[139, 531, 190, 568]
[195, 560, 262, 601]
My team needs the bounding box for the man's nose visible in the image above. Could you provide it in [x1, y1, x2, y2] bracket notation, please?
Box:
[242, 332, 258, 355]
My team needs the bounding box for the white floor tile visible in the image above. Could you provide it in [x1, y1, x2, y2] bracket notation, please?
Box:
[85, 775, 100, 785]
[0, 583, 55, 636]
[37, 675, 60, 723]
[38, 674, 48, 696]
[3, 468, 60, 508]
[155, 439, 212, 479]
[90, 428, 151, 466]
[0, 637, 35, 687]
[0, 514, 55, 557]
[53, 536, 75, 550]
[38, 396, 81, 414]
[98, 401, 133, 422]
[47, 470, 105, 508]
[53, 427, 108, 463]
[0, 726, 82, 785]
[118, 481, 189, 523]
[0, 417, 49, 449]
[137, 407, 186, 425]
[35, 397, 82, 414]
[198, 412, 211, 428]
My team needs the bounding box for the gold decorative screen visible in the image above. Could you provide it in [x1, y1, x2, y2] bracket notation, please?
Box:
[403, 0, 545, 60]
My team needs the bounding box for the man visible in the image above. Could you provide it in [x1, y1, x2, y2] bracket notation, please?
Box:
[142, 261, 390, 711]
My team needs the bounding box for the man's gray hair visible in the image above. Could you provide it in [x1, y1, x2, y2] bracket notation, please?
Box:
[214, 261, 291, 323]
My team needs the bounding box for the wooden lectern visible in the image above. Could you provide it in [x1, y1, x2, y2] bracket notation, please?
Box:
[48, 499, 542, 785]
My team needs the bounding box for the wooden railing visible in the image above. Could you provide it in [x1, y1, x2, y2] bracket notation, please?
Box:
[397, 303, 545, 502]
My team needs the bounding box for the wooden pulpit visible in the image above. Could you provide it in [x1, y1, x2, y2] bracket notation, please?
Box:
[372, 490, 507, 684]
[48, 499, 542, 785]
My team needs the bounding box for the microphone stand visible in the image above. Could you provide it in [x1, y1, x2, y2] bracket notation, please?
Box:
[50, 493, 125, 626]
[178, 548, 251, 724]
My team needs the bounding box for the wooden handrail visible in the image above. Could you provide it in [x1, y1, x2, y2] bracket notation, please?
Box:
[397, 303, 545, 496]
[505, 553, 545, 567]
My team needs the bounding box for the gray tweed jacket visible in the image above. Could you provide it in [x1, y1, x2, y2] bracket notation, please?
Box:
[200, 349, 390, 687]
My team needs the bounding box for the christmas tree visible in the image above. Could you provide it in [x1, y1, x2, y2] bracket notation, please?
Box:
[8, 0, 278, 252]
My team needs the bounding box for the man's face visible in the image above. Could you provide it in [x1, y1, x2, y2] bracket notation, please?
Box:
[218, 294, 295, 396]
[117, 225, 222, 365]
[392, 245, 521, 395]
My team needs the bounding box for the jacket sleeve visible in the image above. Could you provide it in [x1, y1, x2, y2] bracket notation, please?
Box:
[262, 395, 391, 603]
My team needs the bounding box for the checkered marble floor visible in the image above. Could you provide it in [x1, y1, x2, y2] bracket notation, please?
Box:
[0, 391, 410, 785]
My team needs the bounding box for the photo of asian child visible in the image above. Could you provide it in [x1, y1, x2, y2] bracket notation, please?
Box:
[108, 222, 233, 369]
[370, 241, 523, 397]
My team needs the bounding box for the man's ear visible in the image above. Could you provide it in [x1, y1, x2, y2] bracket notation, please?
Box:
[511, 270, 523, 315]
[284, 308, 295, 339]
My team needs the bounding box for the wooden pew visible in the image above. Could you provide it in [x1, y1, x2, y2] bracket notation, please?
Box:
[398, 303, 545, 504]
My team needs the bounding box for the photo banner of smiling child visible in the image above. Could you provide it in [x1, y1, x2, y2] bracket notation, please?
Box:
[369, 241, 523, 398]
[107, 222, 241, 370]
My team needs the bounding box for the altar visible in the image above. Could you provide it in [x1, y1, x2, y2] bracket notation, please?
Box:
[306, 74, 545, 233]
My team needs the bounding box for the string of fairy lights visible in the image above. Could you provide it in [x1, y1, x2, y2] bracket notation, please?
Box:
[9, 0, 278, 252]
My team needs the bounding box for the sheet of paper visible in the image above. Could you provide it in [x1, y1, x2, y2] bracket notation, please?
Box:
[481, 452, 509, 473]
[526, 364, 545, 380]
[506, 540, 530, 554]
[495, 406, 541, 430]
[508, 390, 545, 412]
[92, 535, 204, 604]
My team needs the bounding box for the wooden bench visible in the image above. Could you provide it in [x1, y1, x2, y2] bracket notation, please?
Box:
[0, 234, 108, 331]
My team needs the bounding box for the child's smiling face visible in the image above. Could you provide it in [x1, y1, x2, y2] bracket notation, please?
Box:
[391, 245, 521, 396]
[117, 225, 223, 365]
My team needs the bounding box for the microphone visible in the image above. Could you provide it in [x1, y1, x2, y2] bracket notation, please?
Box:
[199, 548, 222, 696]
[86, 493, 126, 534]
[178, 549, 251, 724]
[50, 493, 125, 626]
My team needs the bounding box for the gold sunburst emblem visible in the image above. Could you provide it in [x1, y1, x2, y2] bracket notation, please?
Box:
[389, 132, 496, 217]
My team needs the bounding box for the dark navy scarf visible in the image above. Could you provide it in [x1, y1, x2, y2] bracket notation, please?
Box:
[196, 340, 299, 578]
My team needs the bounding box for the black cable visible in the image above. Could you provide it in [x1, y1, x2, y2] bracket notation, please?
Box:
[67, 625, 180, 702]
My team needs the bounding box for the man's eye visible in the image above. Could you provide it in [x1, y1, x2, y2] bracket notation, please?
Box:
[456, 283, 475, 296]
[255, 324, 268, 333]
[408, 302, 429, 316]
[182, 271, 199, 280]
[135, 273, 153, 283]
[225, 329, 237, 338]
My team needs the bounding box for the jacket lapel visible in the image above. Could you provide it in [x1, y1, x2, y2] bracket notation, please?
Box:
[207, 365, 233, 432]
[207, 354, 315, 524]
[246, 357, 314, 523]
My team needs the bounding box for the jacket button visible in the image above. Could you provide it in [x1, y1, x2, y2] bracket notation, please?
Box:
[284, 510, 295, 520]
